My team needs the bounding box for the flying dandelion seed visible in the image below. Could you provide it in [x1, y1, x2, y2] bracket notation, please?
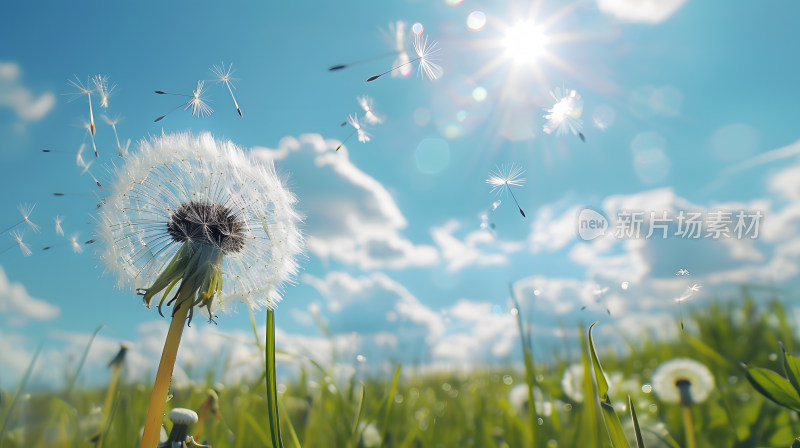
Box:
[67, 76, 96, 139]
[103, 115, 125, 157]
[154, 81, 213, 122]
[210, 62, 242, 117]
[335, 114, 371, 151]
[82, 118, 100, 159]
[55, 216, 64, 236]
[676, 268, 690, 276]
[92, 75, 115, 109]
[543, 87, 584, 142]
[80, 160, 103, 188]
[486, 164, 526, 217]
[675, 284, 702, 303]
[69, 234, 83, 254]
[357, 95, 384, 125]
[367, 32, 442, 82]
[1, 203, 39, 235]
[11, 230, 32, 257]
[328, 21, 409, 73]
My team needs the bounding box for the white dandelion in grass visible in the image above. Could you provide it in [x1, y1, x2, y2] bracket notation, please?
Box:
[98, 132, 303, 320]
[367, 32, 442, 82]
[543, 87, 585, 142]
[210, 62, 242, 117]
[357, 95, 384, 125]
[486, 164, 526, 217]
[652, 358, 714, 405]
[154, 81, 213, 122]
[651, 358, 714, 448]
[561, 363, 585, 403]
[98, 132, 303, 447]
[335, 114, 371, 151]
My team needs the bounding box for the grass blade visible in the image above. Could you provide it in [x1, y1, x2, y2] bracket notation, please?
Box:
[628, 395, 646, 448]
[588, 322, 631, 448]
[348, 383, 366, 448]
[0, 342, 42, 441]
[266, 309, 284, 448]
[380, 364, 401, 447]
[65, 325, 104, 397]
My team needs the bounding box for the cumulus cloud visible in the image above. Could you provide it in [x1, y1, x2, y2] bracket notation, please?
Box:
[302, 271, 444, 343]
[0, 62, 55, 121]
[252, 134, 438, 270]
[596, 0, 687, 24]
[431, 220, 511, 272]
[0, 265, 60, 321]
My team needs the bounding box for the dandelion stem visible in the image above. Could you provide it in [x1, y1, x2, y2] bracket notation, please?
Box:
[140, 302, 190, 448]
[682, 404, 696, 448]
[508, 188, 526, 217]
[265, 309, 285, 448]
[366, 56, 421, 82]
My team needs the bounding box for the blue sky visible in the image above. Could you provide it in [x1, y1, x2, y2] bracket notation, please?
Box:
[1, 0, 800, 387]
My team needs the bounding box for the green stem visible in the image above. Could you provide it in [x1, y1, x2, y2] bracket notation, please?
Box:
[266, 309, 284, 448]
[682, 404, 696, 448]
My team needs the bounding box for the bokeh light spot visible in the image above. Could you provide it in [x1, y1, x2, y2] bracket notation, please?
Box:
[472, 86, 488, 102]
[414, 107, 431, 127]
[466, 11, 487, 31]
[456, 110, 467, 122]
[412, 22, 424, 34]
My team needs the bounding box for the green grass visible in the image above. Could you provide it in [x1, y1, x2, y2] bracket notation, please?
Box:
[1, 291, 799, 447]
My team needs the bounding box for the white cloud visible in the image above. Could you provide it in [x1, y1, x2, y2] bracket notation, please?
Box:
[431, 299, 519, 364]
[252, 134, 438, 270]
[302, 271, 444, 343]
[596, 0, 687, 24]
[0, 62, 55, 121]
[431, 220, 509, 272]
[0, 265, 60, 321]
[529, 205, 582, 253]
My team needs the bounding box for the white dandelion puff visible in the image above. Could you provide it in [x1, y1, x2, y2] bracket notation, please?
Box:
[55, 216, 65, 236]
[486, 164, 526, 217]
[210, 62, 242, 117]
[561, 363, 585, 403]
[543, 87, 584, 142]
[651, 358, 714, 405]
[357, 95, 384, 125]
[367, 32, 442, 82]
[97, 132, 303, 322]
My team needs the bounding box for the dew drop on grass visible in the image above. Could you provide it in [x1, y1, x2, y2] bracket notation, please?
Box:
[502, 375, 513, 385]
[642, 384, 652, 393]
[537, 418, 544, 425]
[769, 353, 778, 361]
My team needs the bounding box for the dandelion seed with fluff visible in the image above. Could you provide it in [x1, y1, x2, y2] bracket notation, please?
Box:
[103, 115, 129, 157]
[336, 114, 370, 151]
[67, 76, 100, 157]
[543, 87, 585, 142]
[154, 81, 213, 122]
[97, 132, 302, 448]
[1, 203, 40, 235]
[486, 164, 526, 217]
[10, 230, 32, 257]
[54, 216, 64, 236]
[210, 62, 243, 117]
[357, 95, 384, 125]
[367, 32, 442, 82]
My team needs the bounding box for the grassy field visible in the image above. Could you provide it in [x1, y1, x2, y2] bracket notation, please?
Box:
[2, 290, 800, 447]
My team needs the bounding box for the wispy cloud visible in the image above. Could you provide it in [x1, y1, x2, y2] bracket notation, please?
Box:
[0, 265, 60, 321]
[596, 0, 687, 24]
[0, 62, 55, 121]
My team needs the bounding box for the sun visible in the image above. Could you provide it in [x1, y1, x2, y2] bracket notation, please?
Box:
[503, 20, 550, 65]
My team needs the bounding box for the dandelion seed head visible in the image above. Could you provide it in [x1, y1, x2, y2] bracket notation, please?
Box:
[651, 358, 714, 404]
[543, 88, 584, 137]
[97, 132, 303, 315]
